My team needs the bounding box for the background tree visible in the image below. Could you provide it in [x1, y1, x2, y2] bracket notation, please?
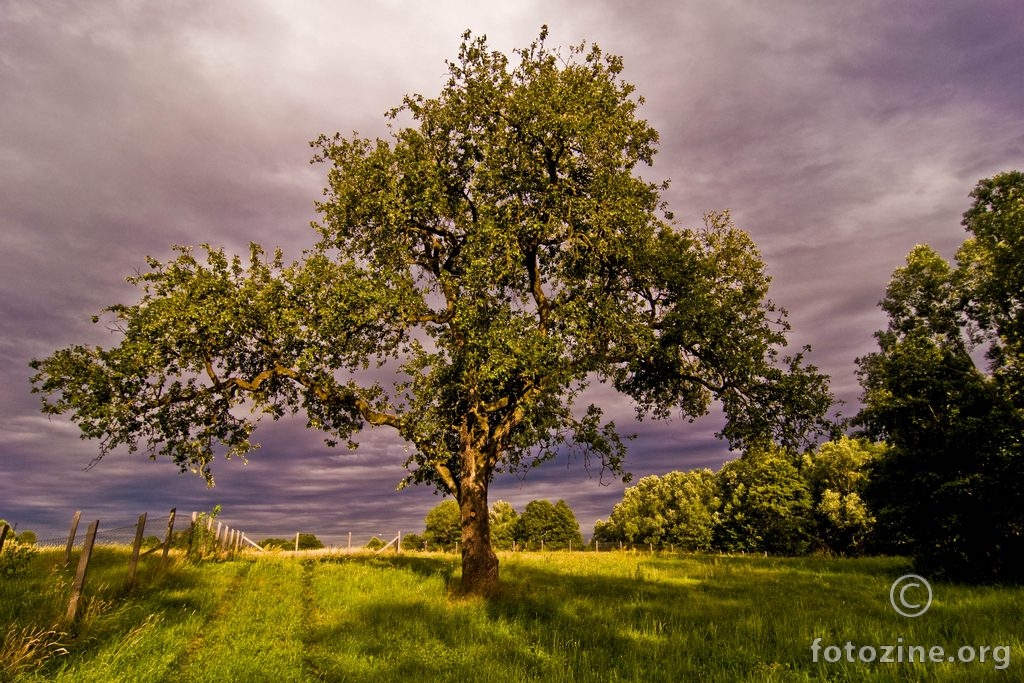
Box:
[856, 172, 1024, 580]
[29, 29, 833, 595]
[551, 500, 585, 551]
[400, 532, 424, 551]
[593, 469, 717, 550]
[423, 499, 462, 551]
[489, 501, 518, 551]
[713, 445, 813, 555]
[258, 533, 323, 550]
[297, 533, 324, 550]
[801, 436, 884, 555]
[592, 474, 666, 548]
[514, 499, 583, 550]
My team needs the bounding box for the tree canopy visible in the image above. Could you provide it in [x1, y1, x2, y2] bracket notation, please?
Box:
[30, 28, 833, 594]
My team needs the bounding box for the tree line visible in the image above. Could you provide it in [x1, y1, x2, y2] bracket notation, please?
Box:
[411, 498, 584, 552]
[593, 437, 882, 556]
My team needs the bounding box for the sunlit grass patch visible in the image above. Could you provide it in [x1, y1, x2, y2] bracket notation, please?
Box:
[6, 550, 1022, 681]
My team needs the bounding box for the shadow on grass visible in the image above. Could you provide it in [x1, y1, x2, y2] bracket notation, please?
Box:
[301, 552, 866, 681]
[14, 552, 1019, 682]
[303, 552, 1022, 682]
[13, 553, 253, 681]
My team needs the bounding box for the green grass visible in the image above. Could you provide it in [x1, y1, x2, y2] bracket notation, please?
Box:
[3, 550, 1021, 682]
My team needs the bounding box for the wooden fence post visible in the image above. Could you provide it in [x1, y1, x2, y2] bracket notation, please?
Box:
[295, 532, 300, 552]
[64, 510, 82, 568]
[127, 512, 147, 589]
[188, 512, 198, 558]
[161, 508, 176, 565]
[0, 523, 9, 554]
[66, 520, 99, 623]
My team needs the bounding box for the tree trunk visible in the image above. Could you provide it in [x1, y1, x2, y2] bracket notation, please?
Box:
[458, 476, 499, 596]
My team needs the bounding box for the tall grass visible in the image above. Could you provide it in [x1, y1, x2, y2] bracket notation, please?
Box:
[0, 545, 187, 680]
[5, 550, 1021, 682]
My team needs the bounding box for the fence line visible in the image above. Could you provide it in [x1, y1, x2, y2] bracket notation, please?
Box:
[184, 510, 253, 560]
[0, 507, 254, 626]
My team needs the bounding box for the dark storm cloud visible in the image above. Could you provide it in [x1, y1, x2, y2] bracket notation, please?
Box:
[567, 0, 1024, 408]
[2, 1, 1021, 542]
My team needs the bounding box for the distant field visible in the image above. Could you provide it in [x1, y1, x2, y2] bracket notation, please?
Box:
[3, 549, 1021, 681]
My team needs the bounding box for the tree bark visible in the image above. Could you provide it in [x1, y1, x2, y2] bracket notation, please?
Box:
[458, 475, 499, 596]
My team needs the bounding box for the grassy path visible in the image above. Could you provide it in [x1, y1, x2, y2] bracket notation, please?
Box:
[7, 552, 1022, 682]
[167, 559, 311, 681]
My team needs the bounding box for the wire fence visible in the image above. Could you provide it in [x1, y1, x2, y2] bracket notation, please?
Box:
[0, 508, 256, 633]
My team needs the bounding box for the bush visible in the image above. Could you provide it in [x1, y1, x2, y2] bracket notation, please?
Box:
[0, 541, 37, 577]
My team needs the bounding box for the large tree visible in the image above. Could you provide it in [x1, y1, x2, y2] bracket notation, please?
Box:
[30, 28, 832, 595]
[856, 172, 1024, 580]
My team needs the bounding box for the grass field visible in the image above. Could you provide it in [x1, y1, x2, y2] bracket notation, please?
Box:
[2, 549, 1020, 681]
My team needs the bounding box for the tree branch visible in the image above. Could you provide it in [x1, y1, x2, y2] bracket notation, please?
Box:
[524, 243, 551, 331]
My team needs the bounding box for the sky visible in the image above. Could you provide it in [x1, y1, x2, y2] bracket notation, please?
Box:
[2, 0, 1022, 547]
